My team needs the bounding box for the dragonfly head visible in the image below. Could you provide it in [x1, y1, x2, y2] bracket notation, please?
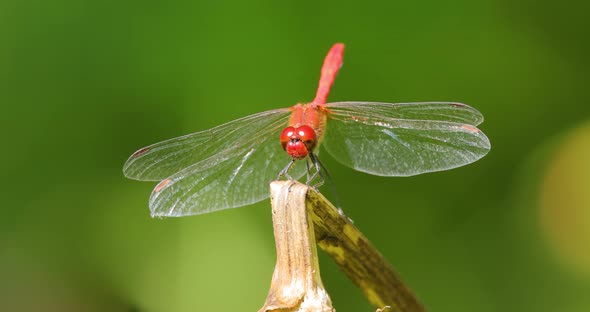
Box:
[280, 125, 317, 159]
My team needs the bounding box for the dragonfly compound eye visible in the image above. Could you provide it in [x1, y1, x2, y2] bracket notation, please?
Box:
[296, 125, 317, 151]
[279, 125, 317, 159]
[280, 126, 296, 150]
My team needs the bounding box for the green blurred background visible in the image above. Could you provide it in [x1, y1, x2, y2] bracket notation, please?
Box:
[2, 0, 589, 311]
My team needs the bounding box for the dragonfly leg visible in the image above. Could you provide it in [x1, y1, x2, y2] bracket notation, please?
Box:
[308, 153, 348, 217]
[277, 158, 296, 180]
[307, 153, 325, 188]
[305, 158, 312, 182]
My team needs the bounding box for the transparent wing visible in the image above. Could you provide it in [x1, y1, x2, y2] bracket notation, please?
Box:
[123, 108, 306, 217]
[124, 108, 291, 181]
[323, 102, 490, 176]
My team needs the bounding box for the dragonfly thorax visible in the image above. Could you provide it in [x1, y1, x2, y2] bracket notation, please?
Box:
[280, 125, 317, 159]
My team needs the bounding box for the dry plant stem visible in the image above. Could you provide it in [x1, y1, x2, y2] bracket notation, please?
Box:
[261, 180, 425, 312]
[259, 181, 335, 312]
[307, 185, 426, 312]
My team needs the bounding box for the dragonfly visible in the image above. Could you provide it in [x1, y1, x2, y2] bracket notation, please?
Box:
[123, 43, 490, 217]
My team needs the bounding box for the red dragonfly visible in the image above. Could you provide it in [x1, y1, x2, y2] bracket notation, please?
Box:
[124, 43, 490, 217]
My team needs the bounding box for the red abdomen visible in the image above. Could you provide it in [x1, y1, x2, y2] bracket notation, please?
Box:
[280, 43, 343, 159]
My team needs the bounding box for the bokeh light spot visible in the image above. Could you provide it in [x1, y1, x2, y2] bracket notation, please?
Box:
[540, 121, 590, 275]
